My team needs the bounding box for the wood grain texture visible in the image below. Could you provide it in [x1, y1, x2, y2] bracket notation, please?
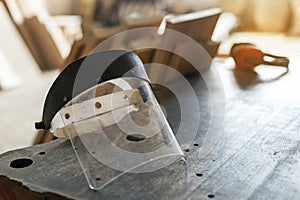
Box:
[0, 56, 299, 199]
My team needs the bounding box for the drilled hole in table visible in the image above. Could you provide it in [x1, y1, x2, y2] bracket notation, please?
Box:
[126, 134, 146, 142]
[95, 177, 101, 181]
[10, 158, 33, 169]
[196, 173, 203, 177]
[39, 152, 46, 155]
[194, 144, 199, 146]
[184, 149, 190, 152]
[208, 194, 215, 198]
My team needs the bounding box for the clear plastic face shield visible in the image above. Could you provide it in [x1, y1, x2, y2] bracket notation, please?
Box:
[37, 51, 184, 190]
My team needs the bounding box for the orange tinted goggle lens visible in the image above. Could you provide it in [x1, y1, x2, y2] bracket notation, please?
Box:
[230, 43, 289, 69]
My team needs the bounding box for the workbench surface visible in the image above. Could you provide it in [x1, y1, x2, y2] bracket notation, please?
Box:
[0, 55, 299, 200]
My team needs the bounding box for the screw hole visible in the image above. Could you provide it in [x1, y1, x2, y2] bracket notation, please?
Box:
[184, 149, 190, 152]
[126, 134, 146, 142]
[38, 152, 46, 155]
[65, 113, 70, 119]
[62, 96, 68, 102]
[196, 173, 203, 177]
[95, 102, 102, 109]
[213, 160, 216, 162]
[194, 144, 199, 146]
[10, 158, 33, 169]
[95, 177, 101, 181]
[208, 194, 215, 198]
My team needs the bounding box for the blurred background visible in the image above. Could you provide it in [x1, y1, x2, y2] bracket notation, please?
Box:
[1, 0, 299, 154]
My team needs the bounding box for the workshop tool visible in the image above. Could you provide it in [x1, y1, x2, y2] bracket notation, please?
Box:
[230, 42, 289, 70]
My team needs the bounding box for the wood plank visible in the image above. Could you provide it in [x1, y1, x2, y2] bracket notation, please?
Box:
[0, 1, 40, 88]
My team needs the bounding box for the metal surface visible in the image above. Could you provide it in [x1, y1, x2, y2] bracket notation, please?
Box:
[1, 58, 300, 199]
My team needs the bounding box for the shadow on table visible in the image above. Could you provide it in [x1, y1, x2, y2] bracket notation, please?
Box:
[232, 66, 289, 89]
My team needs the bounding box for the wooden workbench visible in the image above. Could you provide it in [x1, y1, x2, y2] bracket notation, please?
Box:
[0, 54, 299, 199]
